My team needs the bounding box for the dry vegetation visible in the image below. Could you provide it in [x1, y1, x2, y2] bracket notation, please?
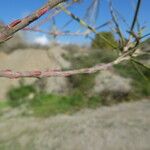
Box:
[0, 100, 150, 150]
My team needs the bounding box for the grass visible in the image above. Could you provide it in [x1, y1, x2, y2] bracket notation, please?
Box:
[30, 93, 102, 117]
[0, 101, 9, 110]
[0, 101, 9, 116]
[5, 82, 103, 118]
[7, 85, 36, 107]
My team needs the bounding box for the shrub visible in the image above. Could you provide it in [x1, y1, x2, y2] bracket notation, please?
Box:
[91, 32, 118, 50]
[65, 46, 118, 98]
[65, 43, 149, 104]
[114, 61, 150, 98]
[7, 84, 36, 107]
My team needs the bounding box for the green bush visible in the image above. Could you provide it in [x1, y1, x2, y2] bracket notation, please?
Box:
[65, 43, 149, 104]
[7, 85, 36, 107]
[114, 61, 150, 98]
[30, 92, 104, 117]
[65, 47, 118, 98]
[91, 32, 118, 50]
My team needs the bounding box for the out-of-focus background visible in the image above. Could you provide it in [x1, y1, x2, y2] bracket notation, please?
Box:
[0, 0, 149, 149]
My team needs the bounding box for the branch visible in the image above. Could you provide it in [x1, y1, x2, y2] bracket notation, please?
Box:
[0, 54, 132, 79]
[29, 1, 73, 30]
[0, 0, 66, 43]
[130, 0, 141, 32]
[0, 64, 111, 79]
[109, 0, 125, 48]
[131, 57, 150, 70]
[23, 28, 86, 36]
[125, 0, 141, 46]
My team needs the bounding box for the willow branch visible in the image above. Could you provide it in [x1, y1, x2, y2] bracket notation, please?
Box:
[0, 0, 66, 43]
[0, 54, 134, 79]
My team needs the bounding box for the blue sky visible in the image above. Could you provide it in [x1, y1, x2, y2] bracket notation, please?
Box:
[0, 0, 149, 45]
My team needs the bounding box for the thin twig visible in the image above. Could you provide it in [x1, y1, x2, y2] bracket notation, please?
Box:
[130, 0, 141, 32]
[109, 0, 125, 48]
[59, 4, 117, 49]
[131, 57, 150, 70]
[130, 59, 149, 81]
[23, 28, 86, 36]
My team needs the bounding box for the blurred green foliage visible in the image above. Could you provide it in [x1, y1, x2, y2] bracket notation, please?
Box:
[0, 101, 9, 110]
[114, 60, 150, 98]
[7, 85, 36, 107]
[7, 85, 102, 117]
[91, 32, 118, 50]
[30, 93, 85, 117]
[65, 46, 118, 97]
